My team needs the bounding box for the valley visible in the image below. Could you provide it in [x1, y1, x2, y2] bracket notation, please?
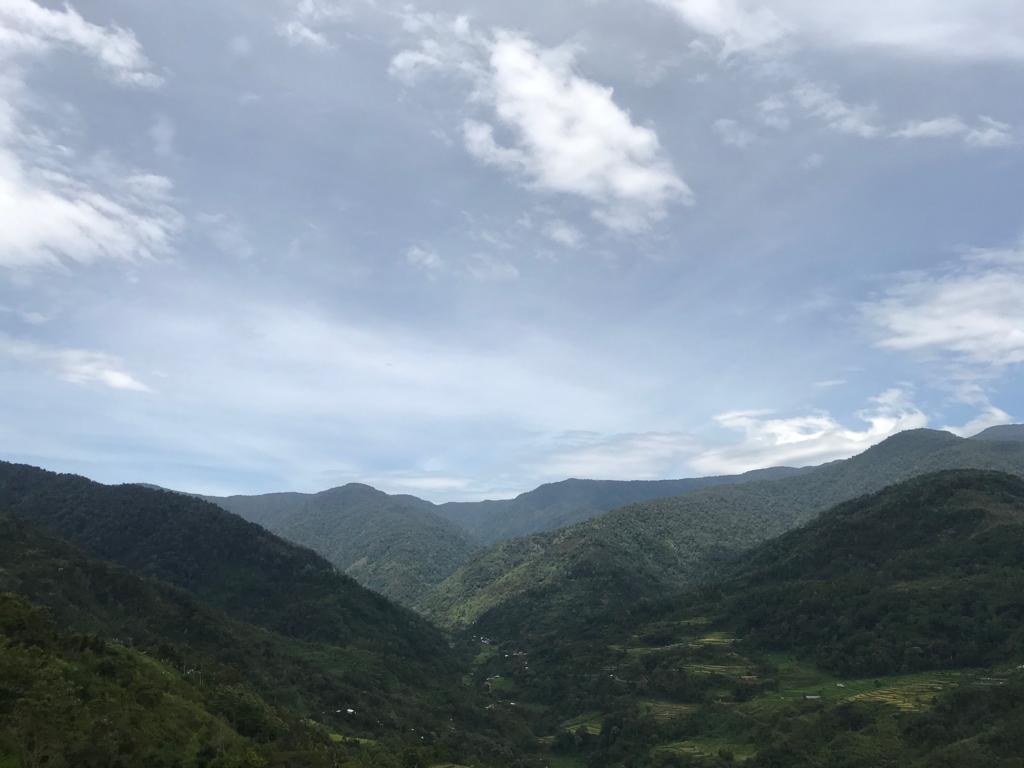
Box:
[2, 427, 1024, 766]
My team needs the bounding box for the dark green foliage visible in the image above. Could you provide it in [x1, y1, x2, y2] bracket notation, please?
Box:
[717, 471, 1024, 676]
[0, 461, 444, 659]
[437, 468, 808, 545]
[0, 488, 543, 766]
[425, 430, 1024, 651]
[0, 592, 332, 768]
[209, 484, 480, 608]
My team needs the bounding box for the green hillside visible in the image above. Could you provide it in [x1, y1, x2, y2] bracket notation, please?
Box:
[455, 470, 1024, 767]
[209, 484, 480, 607]
[0, 462, 442, 658]
[0, 476, 542, 766]
[425, 430, 1024, 643]
[717, 470, 1024, 676]
[437, 467, 807, 544]
[0, 592, 277, 768]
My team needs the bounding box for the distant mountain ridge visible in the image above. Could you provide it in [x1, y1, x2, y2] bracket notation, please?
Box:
[973, 423, 1024, 442]
[205, 467, 808, 608]
[435, 466, 809, 543]
[423, 427, 1024, 641]
[208, 483, 480, 606]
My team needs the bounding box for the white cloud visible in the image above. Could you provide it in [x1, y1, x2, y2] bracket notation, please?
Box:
[652, 1, 1024, 61]
[0, 3, 179, 269]
[392, 21, 691, 232]
[279, 0, 354, 50]
[891, 115, 1015, 148]
[651, 0, 790, 55]
[892, 116, 968, 139]
[536, 430, 698, 480]
[406, 244, 443, 271]
[690, 388, 929, 474]
[0, 0, 161, 86]
[792, 82, 880, 138]
[965, 116, 1014, 148]
[866, 244, 1024, 367]
[543, 220, 583, 248]
[713, 117, 758, 148]
[943, 404, 1014, 438]
[0, 334, 151, 391]
[0, 141, 181, 268]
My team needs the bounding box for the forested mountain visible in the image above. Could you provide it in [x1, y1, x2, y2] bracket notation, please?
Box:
[425, 429, 1024, 643]
[0, 462, 439, 657]
[208, 484, 480, 606]
[469, 470, 1024, 767]
[206, 469, 802, 608]
[974, 423, 1024, 442]
[0, 467, 541, 767]
[436, 467, 808, 544]
[4, 435, 1024, 767]
[715, 469, 1024, 675]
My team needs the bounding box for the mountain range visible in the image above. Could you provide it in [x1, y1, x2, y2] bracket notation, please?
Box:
[3, 423, 1024, 766]
[422, 427, 1024, 641]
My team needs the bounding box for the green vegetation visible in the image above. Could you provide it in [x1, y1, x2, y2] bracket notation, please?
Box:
[0, 464, 542, 767]
[436, 468, 806, 545]
[423, 430, 1024, 651]
[0, 592, 332, 768]
[445, 468, 1024, 767]
[0, 462, 444, 656]
[210, 484, 480, 607]
[4, 433, 1024, 766]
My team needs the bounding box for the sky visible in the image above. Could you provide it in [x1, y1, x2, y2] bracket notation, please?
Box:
[0, 0, 1022, 501]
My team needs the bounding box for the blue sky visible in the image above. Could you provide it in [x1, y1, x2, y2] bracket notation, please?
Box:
[1, 0, 1022, 500]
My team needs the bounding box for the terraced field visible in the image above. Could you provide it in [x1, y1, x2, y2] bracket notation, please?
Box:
[653, 737, 756, 761]
[559, 712, 604, 736]
[850, 674, 964, 711]
[638, 700, 696, 722]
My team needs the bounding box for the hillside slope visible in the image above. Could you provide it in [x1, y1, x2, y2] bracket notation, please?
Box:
[0, 592, 297, 768]
[717, 469, 1024, 675]
[0, 478, 540, 765]
[436, 466, 807, 544]
[484, 470, 1024, 767]
[210, 484, 480, 606]
[426, 429, 1024, 640]
[0, 462, 444, 661]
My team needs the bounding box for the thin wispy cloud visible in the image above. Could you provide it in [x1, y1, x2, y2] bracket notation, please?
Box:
[691, 389, 929, 475]
[0, 334, 151, 391]
[866, 243, 1024, 367]
[652, 1, 1024, 61]
[0, 0, 179, 270]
